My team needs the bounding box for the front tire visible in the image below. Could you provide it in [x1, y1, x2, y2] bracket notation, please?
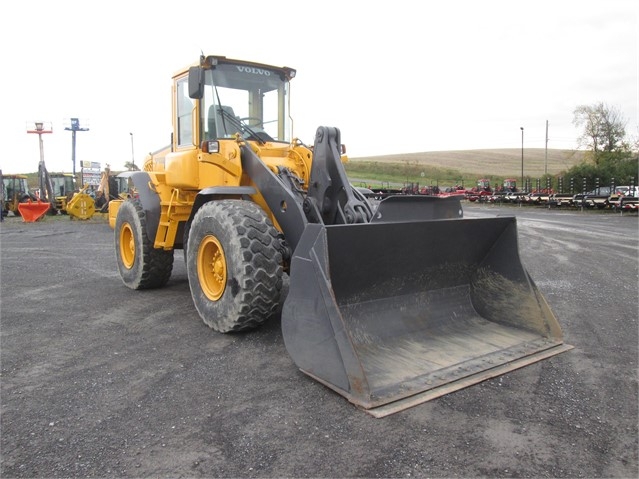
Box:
[187, 200, 283, 332]
[114, 199, 174, 289]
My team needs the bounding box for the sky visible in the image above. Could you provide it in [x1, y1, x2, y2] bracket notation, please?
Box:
[1, 0, 637, 174]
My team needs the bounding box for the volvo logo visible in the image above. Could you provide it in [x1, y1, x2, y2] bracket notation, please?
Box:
[236, 66, 271, 76]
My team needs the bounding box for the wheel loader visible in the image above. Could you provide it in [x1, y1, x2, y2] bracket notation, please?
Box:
[110, 55, 572, 417]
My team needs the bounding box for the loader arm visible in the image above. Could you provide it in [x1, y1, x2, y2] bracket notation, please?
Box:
[38, 162, 55, 210]
[304, 127, 374, 225]
[239, 144, 308, 253]
[239, 126, 375, 253]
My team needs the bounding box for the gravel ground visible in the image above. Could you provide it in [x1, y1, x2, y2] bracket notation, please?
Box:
[1, 204, 637, 478]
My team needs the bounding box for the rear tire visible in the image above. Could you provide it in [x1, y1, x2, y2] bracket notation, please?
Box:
[115, 199, 174, 289]
[186, 200, 283, 332]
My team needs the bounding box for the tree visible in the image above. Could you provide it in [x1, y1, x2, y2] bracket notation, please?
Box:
[124, 161, 140, 171]
[573, 102, 628, 165]
[567, 103, 636, 188]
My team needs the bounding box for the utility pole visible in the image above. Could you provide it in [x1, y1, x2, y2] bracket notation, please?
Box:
[65, 118, 89, 181]
[130, 132, 135, 168]
[545, 120, 549, 176]
[520, 127, 524, 192]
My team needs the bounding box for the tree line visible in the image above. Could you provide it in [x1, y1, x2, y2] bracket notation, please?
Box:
[568, 102, 638, 189]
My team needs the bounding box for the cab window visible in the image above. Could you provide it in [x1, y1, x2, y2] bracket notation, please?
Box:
[177, 78, 193, 146]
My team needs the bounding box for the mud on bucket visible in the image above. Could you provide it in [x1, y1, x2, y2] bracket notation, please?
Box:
[281, 216, 571, 417]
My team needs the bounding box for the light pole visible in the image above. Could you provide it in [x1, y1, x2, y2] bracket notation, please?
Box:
[27, 121, 52, 167]
[129, 132, 135, 168]
[65, 118, 89, 180]
[520, 127, 524, 192]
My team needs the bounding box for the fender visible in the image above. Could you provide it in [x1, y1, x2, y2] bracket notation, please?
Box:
[182, 186, 258, 253]
[127, 171, 161, 243]
[189, 186, 257, 222]
[198, 185, 256, 197]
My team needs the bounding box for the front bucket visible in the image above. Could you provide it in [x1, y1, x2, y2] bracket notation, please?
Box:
[17, 200, 50, 222]
[281, 215, 572, 417]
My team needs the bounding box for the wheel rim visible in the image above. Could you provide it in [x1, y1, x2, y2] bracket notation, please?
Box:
[119, 222, 135, 269]
[198, 235, 226, 301]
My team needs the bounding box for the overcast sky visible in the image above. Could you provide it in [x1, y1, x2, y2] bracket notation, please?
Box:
[1, 0, 637, 174]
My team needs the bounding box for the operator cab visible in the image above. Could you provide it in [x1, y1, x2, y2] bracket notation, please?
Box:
[183, 56, 296, 147]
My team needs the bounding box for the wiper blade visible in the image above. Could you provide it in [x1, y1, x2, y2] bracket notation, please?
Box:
[215, 107, 265, 145]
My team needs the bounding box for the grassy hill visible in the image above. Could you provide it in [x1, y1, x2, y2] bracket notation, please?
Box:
[15, 148, 588, 191]
[350, 148, 586, 177]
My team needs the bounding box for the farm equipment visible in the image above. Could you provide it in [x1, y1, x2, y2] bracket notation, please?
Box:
[503, 178, 518, 192]
[467, 178, 493, 202]
[14, 158, 59, 221]
[609, 185, 638, 211]
[110, 55, 571, 416]
[1, 173, 38, 218]
[49, 168, 122, 219]
[65, 185, 96, 219]
[49, 173, 77, 213]
[35, 163, 95, 218]
[17, 199, 50, 222]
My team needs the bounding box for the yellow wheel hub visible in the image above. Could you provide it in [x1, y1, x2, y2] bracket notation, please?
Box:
[198, 235, 226, 301]
[120, 222, 135, 269]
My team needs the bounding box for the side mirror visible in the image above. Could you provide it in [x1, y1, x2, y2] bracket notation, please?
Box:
[188, 66, 204, 99]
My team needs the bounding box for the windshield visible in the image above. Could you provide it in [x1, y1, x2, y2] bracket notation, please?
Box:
[585, 187, 611, 195]
[3, 177, 28, 200]
[200, 62, 291, 143]
[51, 176, 74, 196]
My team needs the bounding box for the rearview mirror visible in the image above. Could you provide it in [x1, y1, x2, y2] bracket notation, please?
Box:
[188, 67, 204, 99]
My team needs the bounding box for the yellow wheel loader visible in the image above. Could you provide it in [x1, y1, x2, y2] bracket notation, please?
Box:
[110, 55, 571, 416]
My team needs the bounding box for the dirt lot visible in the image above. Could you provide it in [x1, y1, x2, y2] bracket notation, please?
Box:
[1, 205, 637, 478]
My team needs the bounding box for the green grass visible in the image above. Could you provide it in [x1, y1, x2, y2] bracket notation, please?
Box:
[345, 161, 470, 189]
[16, 148, 587, 191]
[346, 148, 586, 188]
